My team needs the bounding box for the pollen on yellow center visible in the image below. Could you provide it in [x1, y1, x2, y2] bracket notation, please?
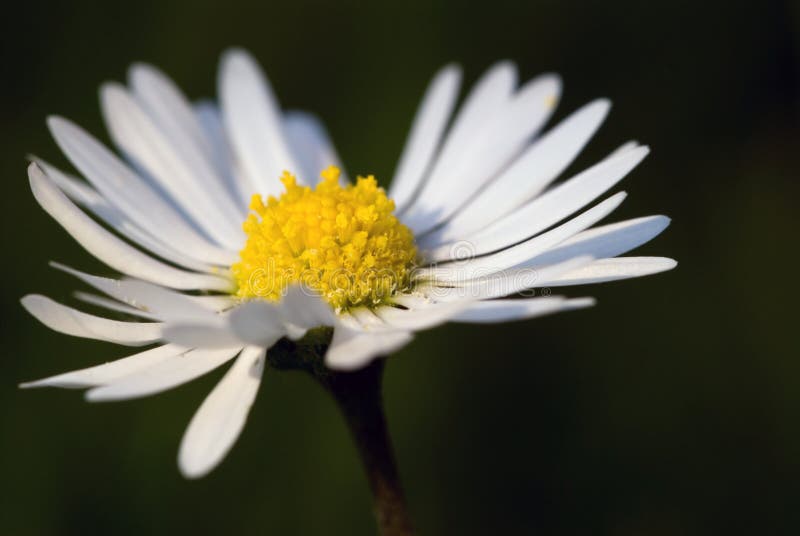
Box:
[232, 166, 417, 312]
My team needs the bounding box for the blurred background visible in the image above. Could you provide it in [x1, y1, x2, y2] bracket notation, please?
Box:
[1, 1, 798, 534]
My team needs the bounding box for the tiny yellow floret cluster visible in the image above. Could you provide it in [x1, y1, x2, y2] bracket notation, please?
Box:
[232, 166, 417, 312]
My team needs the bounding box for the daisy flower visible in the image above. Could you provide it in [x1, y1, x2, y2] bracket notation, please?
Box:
[21, 49, 674, 493]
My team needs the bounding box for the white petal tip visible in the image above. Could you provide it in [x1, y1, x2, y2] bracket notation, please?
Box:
[20, 294, 43, 314]
[45, 115, 67, 130]
[177, 455, 213, 480]
[659, 258, 678, 271]
[568, 297, 597, 309]
[84, 388, 132, 403]
[99, 83, 128, 109]
[19, 379, 89, 390]
[596, 97, 612, 109]
[324, 357, 375, 372]
[221, 47, 253, 67]
[83, 390, 108, 402]
[128, 61, 156, 79]
[27, 161, 44, 180]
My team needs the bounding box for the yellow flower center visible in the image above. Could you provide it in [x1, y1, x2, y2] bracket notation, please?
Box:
[232, 166, 417, 312]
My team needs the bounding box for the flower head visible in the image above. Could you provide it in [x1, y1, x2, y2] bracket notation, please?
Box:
[233, 167, 417, 311]
[21, 49, 675, 478]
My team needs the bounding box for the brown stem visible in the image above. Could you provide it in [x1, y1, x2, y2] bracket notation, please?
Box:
[316, 359, 415, 536]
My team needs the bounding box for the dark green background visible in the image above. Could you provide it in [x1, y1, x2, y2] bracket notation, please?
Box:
[1, 1, 798, 534]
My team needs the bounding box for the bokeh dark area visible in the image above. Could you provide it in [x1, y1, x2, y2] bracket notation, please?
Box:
[1, 1, 798, 534]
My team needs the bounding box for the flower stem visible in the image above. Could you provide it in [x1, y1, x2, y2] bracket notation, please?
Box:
[315, 359, 415, 536]
[267, 331, 414, 535]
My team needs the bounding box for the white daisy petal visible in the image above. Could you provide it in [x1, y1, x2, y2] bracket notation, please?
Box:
[274, 286, 337, 339]
[21, 295, 161, 346]
[20, 344, 186, 389]
[540, 257, 677, 286]
[284, 111, 348, 186]
[178, 346, 266, 479]
[424, 145, 648, 258]
[46, 116, 237, 266]
[427, 99, 611, 243]
[74, 291, 232, 320]
[194, 100, 250, 206]
[404, 72, 562, 234]
[522, 215, 671, 267]
[160, 319, 242, 349]
[389, 64, 462, 212]
[35, 159, 217, 272]
[219, 48, 300, 194]
[86, 346, 243, 402]
[224, 286, 335, 344]
[398, 62, 517, 222]
[227, 302, 293, 347]
[73, 292, 160, 320]
[374, 300, 473, 331]
[418, 192, 626, 282]
[100, 83, 244, 248]
[28, 163, 233, 291]
[188, 295, 237, 312]
[398, 62, 515, 220]
[325, 328, 413, 371]
[129, 66, 249, 223]
[424, 255, 594, 302]
[609, 140, 640, 158]
[452, 296, 596, 323]
[52, 263, 218, 322]
[128, 63, 216, 165]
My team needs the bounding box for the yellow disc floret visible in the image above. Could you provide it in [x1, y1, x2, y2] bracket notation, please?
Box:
[232, 166, 417, 312]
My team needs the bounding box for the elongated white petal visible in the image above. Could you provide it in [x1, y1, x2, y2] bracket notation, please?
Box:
[453, 297, 595, 323]
[46, 116, 236, 266]
[73, 292, 160, 320]
[219, 49, 299, 194]
[389, 64, 462, 212]
[188, 295, 236, 312]
[194, 101, 250, 206]
[178, 346, 265, 478]
[21, 295, 161, 346]
[404, 73, 562, 234]
[161, 290, 321, 349]
[374, 299, 473, 330]
[36, 159, 216, 272]
[325, 328, 413, 371]
[100, 83, 244, 248]
[129, 70, 248, 221]
[429, 99, 611, 242]
[284, 111, 347, 186]
[228, 302, 293, 347]
[53, 263, 218, 322]
[128, 63, 217, 165]
[224, 286, 334, 343]
[86, 346, 243, 402]
[29, 164, 233, 291]
[424, 255, 594, 302]
[540, 257, 677, 286]
[20, 344, 186, 389]
[523, 215, 671, 267]
[610, 141, 640, 158]
[424, 145, 648, 259]
[401, 62, 517, 220]
[272, 285, 336, 338]
[419, 192, 625, 282]
[160, 321, 242, 349]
